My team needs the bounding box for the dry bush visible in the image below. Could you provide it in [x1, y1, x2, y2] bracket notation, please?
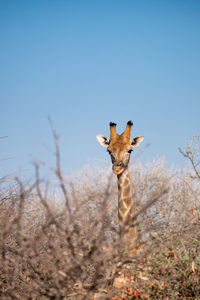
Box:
[0, 132, 200, 299]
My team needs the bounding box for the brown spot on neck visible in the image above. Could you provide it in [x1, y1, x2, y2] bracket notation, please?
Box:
[117, 168, 134, 227]
[118, 169, 131, 190]
[122, 185, 131, 198]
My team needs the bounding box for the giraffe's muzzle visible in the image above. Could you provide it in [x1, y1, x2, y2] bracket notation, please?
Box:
[113, 164, 125, 175]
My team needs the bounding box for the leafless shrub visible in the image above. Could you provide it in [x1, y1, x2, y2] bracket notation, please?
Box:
[179, 134, 200, 181]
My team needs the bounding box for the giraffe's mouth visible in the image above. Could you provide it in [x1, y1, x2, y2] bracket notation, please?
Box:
[113, 165, 125, 175]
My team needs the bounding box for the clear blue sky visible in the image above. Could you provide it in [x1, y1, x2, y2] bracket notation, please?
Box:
[1, 0, 200, 178]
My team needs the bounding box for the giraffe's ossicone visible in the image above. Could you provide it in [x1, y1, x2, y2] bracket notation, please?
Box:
[96, 121, 144, 256]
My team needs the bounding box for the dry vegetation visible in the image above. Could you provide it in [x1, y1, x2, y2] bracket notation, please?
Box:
[0, 131, 200, 299]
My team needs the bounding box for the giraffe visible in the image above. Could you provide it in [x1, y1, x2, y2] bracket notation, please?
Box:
[96, 121, 144, 255]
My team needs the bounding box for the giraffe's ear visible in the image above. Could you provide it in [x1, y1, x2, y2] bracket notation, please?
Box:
[96, 135, 110, 148]
[130, 136, 144, 149]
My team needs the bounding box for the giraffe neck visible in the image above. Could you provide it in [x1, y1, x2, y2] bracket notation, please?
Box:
[117, 168, 135, 235]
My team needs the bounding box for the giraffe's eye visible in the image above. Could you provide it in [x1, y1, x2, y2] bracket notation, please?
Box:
[128, 149, 132, 154]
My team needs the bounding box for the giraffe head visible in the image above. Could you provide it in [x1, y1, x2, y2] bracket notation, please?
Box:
[96, 121, 144, 175]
